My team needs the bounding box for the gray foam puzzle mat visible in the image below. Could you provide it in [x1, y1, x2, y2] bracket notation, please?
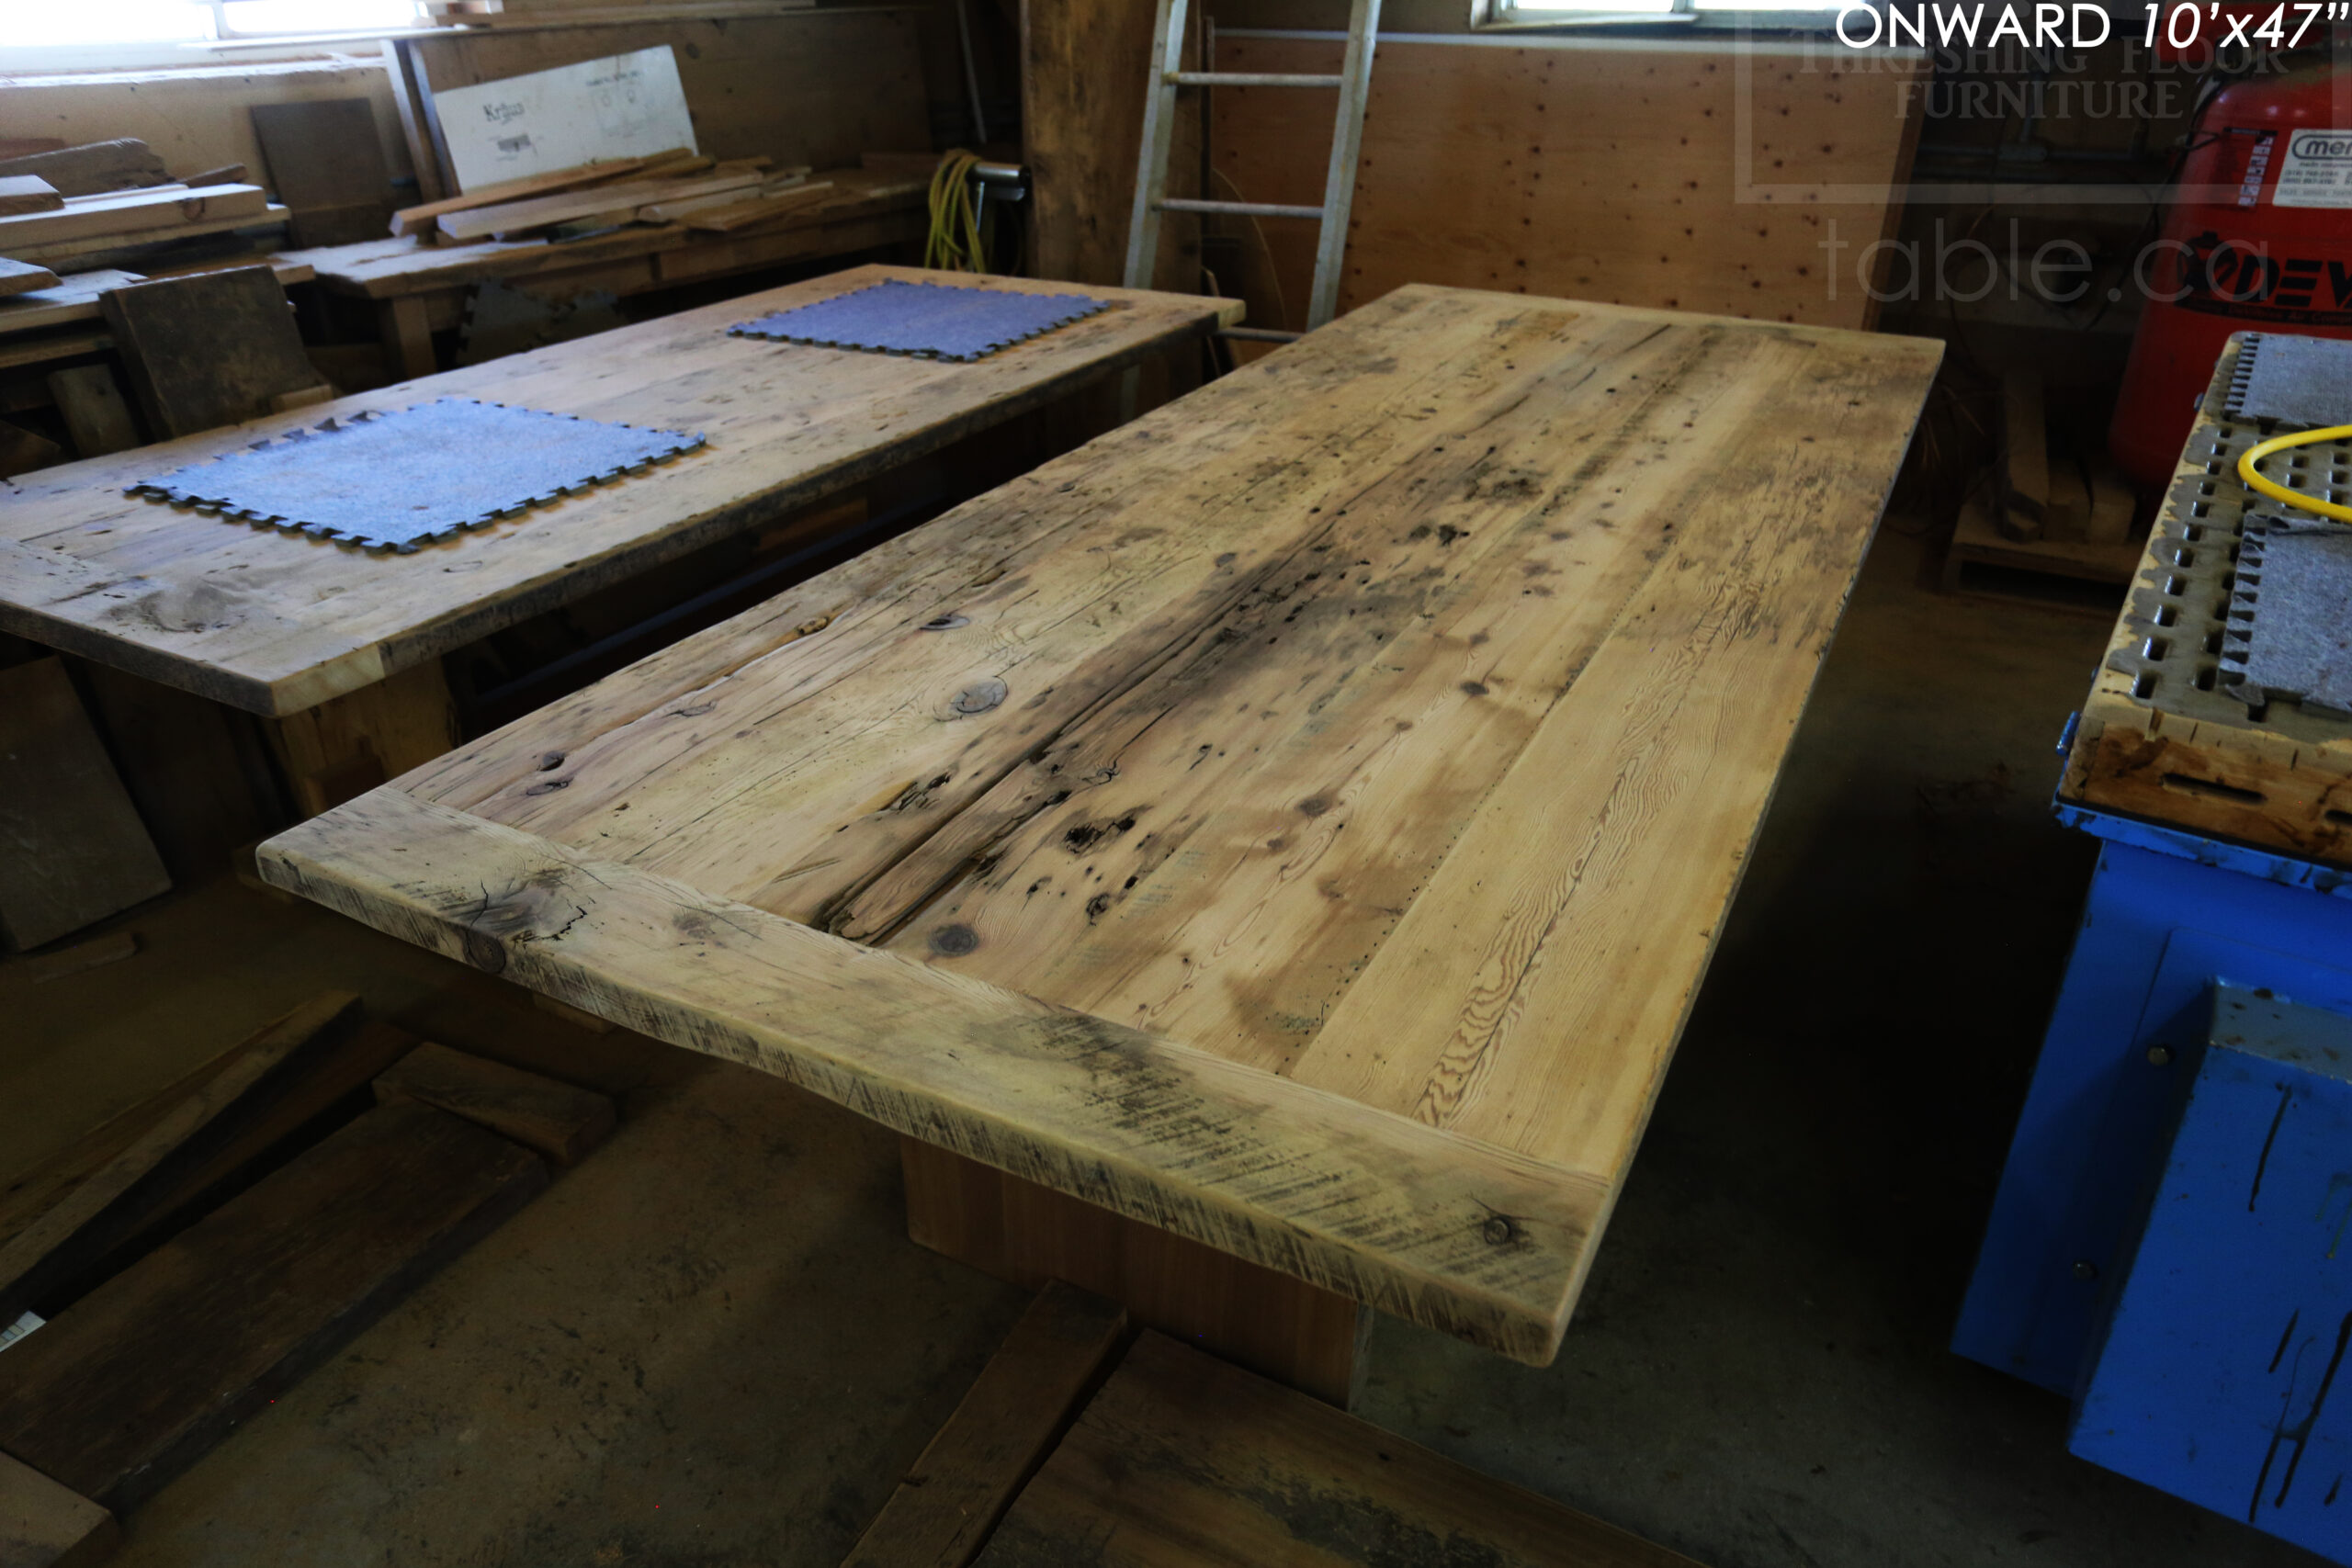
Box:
[2221, 517, 2352, 716]
[128, 397, 706, 553]
[2224, 333, 2352, 429]
[729, 279, 1111, 362]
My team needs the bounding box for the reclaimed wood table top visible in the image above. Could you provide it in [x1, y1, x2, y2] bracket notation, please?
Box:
[279, 170, 925, 301]
[260, 285, 1941, 1365]
[0, 265, 1238, 717]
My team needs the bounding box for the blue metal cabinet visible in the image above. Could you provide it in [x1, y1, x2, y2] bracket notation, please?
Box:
[1954, 803, 2352, 1561]
[2070, 987, 2352, 1560]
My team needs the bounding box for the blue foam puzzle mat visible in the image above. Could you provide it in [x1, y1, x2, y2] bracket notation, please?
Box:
[729, 279, 1111, 362]
[128, 397, 706, 553]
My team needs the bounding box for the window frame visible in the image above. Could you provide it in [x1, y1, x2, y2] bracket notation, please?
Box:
[0, 0, 433, 73]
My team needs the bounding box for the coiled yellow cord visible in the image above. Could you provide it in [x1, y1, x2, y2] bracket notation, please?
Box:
[2236, 423, 2352, 523]
[924, 150, 989, 274]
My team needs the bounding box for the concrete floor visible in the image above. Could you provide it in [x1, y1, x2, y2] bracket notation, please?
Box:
[1, 528, 2326, 1567]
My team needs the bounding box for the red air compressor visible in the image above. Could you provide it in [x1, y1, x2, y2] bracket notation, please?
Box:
[2108, 58, 2352, 494]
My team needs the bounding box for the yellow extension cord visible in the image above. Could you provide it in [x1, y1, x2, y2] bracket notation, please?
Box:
[924, 150, 989, 273]
[2236, 423, 2352, 523]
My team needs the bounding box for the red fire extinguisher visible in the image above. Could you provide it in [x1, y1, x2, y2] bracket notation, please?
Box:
[2108, 58, 2352, 494]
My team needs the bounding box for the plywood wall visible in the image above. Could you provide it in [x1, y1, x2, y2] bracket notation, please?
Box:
[1209, 34, 1924, 333]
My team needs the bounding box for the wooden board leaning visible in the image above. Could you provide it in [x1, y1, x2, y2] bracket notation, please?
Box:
[256, 287, 1939, 1371]
[2060, 334, 2352, 866]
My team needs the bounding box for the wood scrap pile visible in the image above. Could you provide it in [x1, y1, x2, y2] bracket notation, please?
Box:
[0, 990, 619, 1565]
[0, 141, 288, 275]
[389, 146, 842, 247]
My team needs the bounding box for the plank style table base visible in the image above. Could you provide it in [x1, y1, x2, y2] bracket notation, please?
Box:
[0, 265, 1238, 817]
[258, 286, 1939, 1399]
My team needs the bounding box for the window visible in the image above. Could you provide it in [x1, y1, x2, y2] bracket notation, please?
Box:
[3, 0, 426, 51]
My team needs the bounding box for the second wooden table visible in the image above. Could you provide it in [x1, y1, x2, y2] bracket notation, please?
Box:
[261, 285, 1941, 1399]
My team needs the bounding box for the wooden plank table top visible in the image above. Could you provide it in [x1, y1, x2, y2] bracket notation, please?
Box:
[260, 285, 1941, 1366]
[0, 265, 1239, 718]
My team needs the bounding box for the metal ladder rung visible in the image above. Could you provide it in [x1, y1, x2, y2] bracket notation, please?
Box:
[1167, 71, 1343, 87]
[1159, 197, 1324, 220]
[1123, 0, 1381, 333]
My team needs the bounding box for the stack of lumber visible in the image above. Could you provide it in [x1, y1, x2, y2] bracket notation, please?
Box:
[0, 990, 618, 1557]
[0, 140, 287, 272]
[387, 146, 846, 247]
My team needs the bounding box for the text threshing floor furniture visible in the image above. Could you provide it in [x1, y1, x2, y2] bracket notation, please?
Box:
[0, 265, 1239, 816]
[256, 285, 1941, 1401]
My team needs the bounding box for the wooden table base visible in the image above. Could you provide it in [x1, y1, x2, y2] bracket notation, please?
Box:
[900, 1138, 1369, 1408]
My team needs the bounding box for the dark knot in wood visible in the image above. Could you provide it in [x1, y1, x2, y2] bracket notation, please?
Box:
[461, 928, 507, 975]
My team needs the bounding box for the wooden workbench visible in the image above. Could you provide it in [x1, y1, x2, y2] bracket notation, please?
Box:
[0, 265, 1237, 812]
[280, 171, 929, 381]
[257, 286, 1940, 1397]
[2061, 334, 2352, 866]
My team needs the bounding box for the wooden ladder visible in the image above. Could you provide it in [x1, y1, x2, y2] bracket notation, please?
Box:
[1120, 0, 1383, 339]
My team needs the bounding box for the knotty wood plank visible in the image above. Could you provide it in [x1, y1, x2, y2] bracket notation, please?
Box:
[372, 1041, 615, 1165]
[0, 992, 364, 1324]
[0, 1103, 547, 1514]
[255, 286, 1937, 1369]
[977, 1332, 1703, 1568]
[842, 1281, 1128, 1568]
[0, 1450, 117, 1568]
[0, 658, 169, 951]
[0, 266, 1238, 717]
[255, 787, 1606, 1365]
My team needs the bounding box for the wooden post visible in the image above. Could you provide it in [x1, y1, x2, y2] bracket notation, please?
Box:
[379, 295, 436, 382]
[267, 658, 459, 818]
[900, 1138, 1369, 1408]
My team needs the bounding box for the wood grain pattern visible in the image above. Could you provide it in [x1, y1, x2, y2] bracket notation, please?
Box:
[977, 1331, 1704, 1568]
[258, 286, 1937, 1366]
[1210, 34, 1923, 333]
[258, 786, 1603, 1362]
[843, 1280, 1128, 1568]
[0, 265, 1238, 717]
